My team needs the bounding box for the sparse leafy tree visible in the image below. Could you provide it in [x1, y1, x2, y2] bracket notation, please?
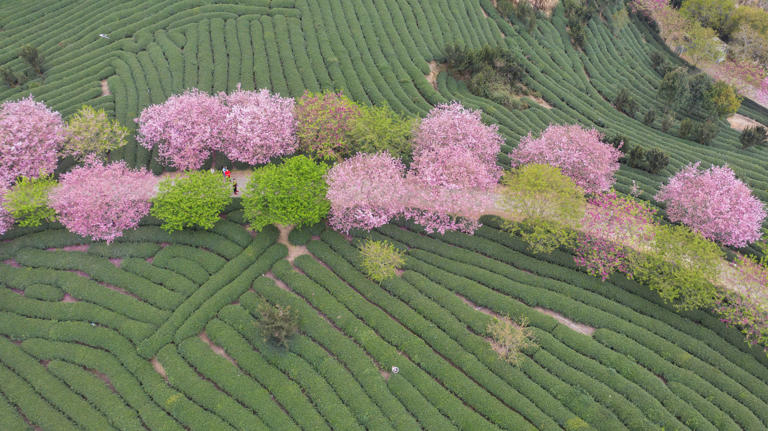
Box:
[256, 301, 299, 347]
[359, 239, 406, 283]
[679, 118, 694, 138]
[643, 109, 657, 125]
[487, 315, 537, 366]
[740, 126, 767, 148]
[614, 88, 637, 117]
[18, 44, 43, 75]
[2, 175, 57, 227]
[295, 91, 361, 161]
[645, 148, 669, 174]
[348, 104, 417, 160]
[64, 105, 128, 161]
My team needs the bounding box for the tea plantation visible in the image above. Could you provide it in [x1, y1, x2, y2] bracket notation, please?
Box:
[2, 0, 768, 430]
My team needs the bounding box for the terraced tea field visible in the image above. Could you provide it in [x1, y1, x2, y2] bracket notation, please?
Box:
[1, 204, 767, 430]
[4, 0, 768, 429]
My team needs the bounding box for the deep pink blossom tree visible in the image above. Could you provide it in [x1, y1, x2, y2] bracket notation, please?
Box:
[325, 152, 406, 233]
[510, 124, 622, 194]
[135, 89, 228, 170]
[410, 102, 503, 190]
[49, 156, 157, 243]
[221, 88, 298, 165]
[655, 163, 766, 247]
[575, 192, 657, 280]
[0, 185, 14, 235]
[0, 96, 66, 185]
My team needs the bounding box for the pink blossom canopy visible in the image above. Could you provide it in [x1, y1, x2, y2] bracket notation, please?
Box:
[0, 96, 66, 185]
[50, 157, 157, 243]
[221, 88, 298, 165]
[655, 163, 766, 247]
[135, 89, 228, 170]
[510, 124, 622, 194]
[326, 152, 407, 233]
[410, 102, 503, 190]
[0, 185, 14, 235]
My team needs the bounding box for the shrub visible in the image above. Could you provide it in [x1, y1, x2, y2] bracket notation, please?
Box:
[629, 224, 724, 310]
[64, 105, 128, 161]
[358, 239, 405, 283]
[649, 52, 669, 76]
[740, 125, 767, 148]
[151, 170, 232, 233]
[255, 301, 299, 347]
[50, 157, 156, 243]
[645, 148, 669, 174]
[627, 146, 646, 169]
[510, 124, 622, 194]
[347, 104, 417, 160]
[694, 119, 719, 145]
[220, 88, 298, 165]
[499, 164, 585, 254]
[643, 109, 656, 125]
[705, 81, 743, 118]
[486, 315, 536, 366]
[2, 175, 57, 227]
[243, 155, 329, 231]
[655, 163, 765, 247]
[658, 67, 691, 112]
[136, 89, 228, 170]
[678, 118, 694, 139]
[0, 66, 23, 88]
[19, 44, 43, 75]
[661, 113, 675, 132]
[614, 88, 637, 117]
[713, 255, 768, 350]
[0, 185, 13, 235]
[295, 91, 361, 161]
[325, 152, 406, 233]
[687, 73, 713, 112]
[411, 102, 503, 190]
[0, 96, 65, 185]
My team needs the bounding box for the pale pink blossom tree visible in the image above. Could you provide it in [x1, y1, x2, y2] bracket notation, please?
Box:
[510, 124, 622, 194]
[221, 88, 298, 165]
[655, 163, 766, 247]
[49, 156, 157, 243]
[326, 152, 406, 233]
[410, 102, 503, 190]
[401, 175, 490, 234]
[0, 96, 66, 185]
[0, 185, 14, 235]
[135, 89, 228, 170]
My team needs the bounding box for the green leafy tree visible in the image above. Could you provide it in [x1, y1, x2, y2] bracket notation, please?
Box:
[243, 155, 330, 231]
[643, 109, 657, 125]
[684, 21, 721, 66]
[679, 118, 694, 139]
[359, 239, 406, 283]
[151, 170, 232, 233]
[256, 301, 299, 347]
[629, 224, 724, 310]
[645, 148, 669, 174]
[687, 73, 713, 112]
[348, 104, 417, 160]
[705, 81, 742, 118]
[614, 88, 637, 117]
[18, 44, 43, 75]
[658, 68, 691, 112]
[681, 0, 735, 37]
[695, 119, 720, 144]
[64, 105, 129, 161]
[499, 164, 585, 254]
[740, 126, 767, 148]
[2, 175, 57, 227]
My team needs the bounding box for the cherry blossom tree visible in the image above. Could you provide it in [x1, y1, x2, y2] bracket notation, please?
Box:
[135, 89, 228, 170]
[50, 156, 157, 243]
[64, 105, 128, 161]
[0, 96, 66, 185]
[0, 185, 13, 235]
[325, 152, 407, 233]
[510, 124, 622, 194]
[295, 91, 361, 161]
[221, 88, 298, 165]
[401, 176, 490, 234]
[655, 163, 766, 247]
[410, 102, 503, 190]
[714, 255, 768, 350]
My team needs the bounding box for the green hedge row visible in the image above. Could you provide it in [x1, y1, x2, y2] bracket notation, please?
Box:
[153, 244, 227, 274]
[120, 258, 197, 295]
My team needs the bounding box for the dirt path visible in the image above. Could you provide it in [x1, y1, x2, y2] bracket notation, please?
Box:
[727, 113, 766, 131]
[100, 80, 110, 97]
[425, 61, 444, 90]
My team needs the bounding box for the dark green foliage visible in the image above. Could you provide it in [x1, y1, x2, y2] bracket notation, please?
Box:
[661, 113, 675, 132]
[563, 0, 594, 48]
[18, 44, 43, 75]
[645, 148, 669, 174]
[0, 65, 24, 87]
[627, 146, 646, 169]
[255, 300, 300, 347]
[740, 126, 767, 148]
[287, 222, 324, 246]
[679, 118, 694, 139]
[695, 119, 719, 145]
[658, 67, 691, 112]
[613, 88, 637, 117]
[643, 109, 656, 125]
[649, 52, 670, 76]
[687, 73, 713, 113]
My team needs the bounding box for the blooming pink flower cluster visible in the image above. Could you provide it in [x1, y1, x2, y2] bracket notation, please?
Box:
[758, 76, 768, 106]
[510, 124, 622, 194]
[575, 192, 657, 280]
[49, 156, 157, 243]
[655, 163, 766, 247]
[326, 102, 501, 234]
[221, 88, 297, 165]
[714, 255, 768, 350]
[0, 96, 66, 185]
[411, 102, 502, 190]
[0, 184, 13, 235]
[136, 88, 297, 170]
